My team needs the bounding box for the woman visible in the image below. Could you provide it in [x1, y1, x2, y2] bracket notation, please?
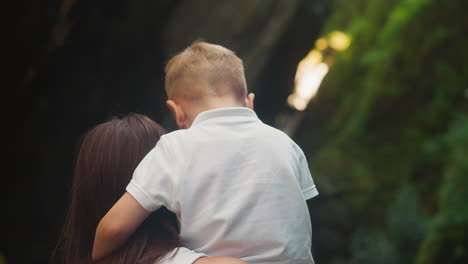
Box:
[54, 113, 246, 264]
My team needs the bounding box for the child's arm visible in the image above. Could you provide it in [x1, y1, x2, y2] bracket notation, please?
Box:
[92, 192, 150, 261]
[196, 256, 248, 264]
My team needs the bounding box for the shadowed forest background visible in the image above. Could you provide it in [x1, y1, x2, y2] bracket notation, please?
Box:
[4, 0, 468, 263]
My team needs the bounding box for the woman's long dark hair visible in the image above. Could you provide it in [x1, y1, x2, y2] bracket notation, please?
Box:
[53, 113, 180, 264]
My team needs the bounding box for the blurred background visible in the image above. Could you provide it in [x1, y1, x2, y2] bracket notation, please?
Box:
[4, 0, 468, 263]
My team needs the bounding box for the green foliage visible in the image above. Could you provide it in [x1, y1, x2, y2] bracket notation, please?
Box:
[301, 0, 468, 263]
[351, 230, 398, 264]
[388, 185, 428, 264]
[416, 115, 468, 264]
[350, 184, 427, 264]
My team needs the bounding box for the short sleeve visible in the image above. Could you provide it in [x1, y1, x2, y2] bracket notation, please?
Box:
[158, 247, 207, 264]
[126, 136, 177, 212]
[295, 145, 319, 200]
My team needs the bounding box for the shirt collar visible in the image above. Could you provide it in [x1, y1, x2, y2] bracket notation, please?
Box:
[191, 107, 259, 127]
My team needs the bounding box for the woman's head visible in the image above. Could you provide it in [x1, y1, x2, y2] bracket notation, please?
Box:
[55, 113, 179, 264]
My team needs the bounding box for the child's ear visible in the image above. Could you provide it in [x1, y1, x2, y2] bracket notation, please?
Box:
[245, 93, 255, 110]
[166, 100, 187, 129]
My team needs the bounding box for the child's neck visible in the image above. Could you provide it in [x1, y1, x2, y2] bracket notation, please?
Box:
[185, 96, 245, 127]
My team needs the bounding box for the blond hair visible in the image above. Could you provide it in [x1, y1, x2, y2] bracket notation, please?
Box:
[165, 41, 247, 101]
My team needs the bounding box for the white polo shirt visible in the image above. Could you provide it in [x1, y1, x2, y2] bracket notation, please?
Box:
[127, 107, 318, 264]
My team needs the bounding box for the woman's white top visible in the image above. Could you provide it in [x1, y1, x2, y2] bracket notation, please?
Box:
[158, 247, 206, 264]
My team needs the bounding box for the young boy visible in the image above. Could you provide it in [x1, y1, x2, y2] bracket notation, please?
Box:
[93, 42, 319, 264]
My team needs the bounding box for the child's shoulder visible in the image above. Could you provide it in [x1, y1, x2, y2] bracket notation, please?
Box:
[155, 129, 189, 148]
[259, 122, 295, 141]
[163, 128, 188, 138]
[259, 123, 306, 153]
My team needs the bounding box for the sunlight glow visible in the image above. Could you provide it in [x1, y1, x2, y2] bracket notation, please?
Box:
[329, 31, 351, 51]
[287, 94, 308, 111]
[286, 30, 351, 111]
[288, 55, 329, 111]
[315, 38, 328, 50]
[295, 62, 329, 102]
